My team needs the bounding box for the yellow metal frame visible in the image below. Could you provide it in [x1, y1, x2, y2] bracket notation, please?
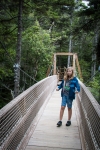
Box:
[53, 52, 82, 80]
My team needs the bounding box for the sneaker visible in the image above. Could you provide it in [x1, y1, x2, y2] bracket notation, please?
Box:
[57, 121, 62, 127]
[66, 121, 71, 126]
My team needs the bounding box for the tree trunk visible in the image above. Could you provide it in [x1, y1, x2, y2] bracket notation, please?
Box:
[67, 9, 73, 67]
[67, 34, 72, 67]
[14, 0, 23, 97]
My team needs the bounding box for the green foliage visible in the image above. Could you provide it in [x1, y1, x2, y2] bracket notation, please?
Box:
[79, 59, 91, 81]
[88, 75, 100, 104]
[22, 21, 55, 81]
[0, 46, 15, 79]
[0, 0, 100, 108]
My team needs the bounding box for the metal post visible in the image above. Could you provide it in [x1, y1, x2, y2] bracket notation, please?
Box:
[53, 54, 56, 75]
[73, 54, 76, 75]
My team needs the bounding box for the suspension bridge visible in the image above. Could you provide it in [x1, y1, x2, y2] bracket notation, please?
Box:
[0, 53, 100, 150]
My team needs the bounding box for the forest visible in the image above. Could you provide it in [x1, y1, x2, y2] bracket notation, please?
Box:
[0, 0, 100, 108]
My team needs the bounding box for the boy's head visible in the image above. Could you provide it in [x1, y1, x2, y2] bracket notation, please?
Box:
[64, 67, 74, 80]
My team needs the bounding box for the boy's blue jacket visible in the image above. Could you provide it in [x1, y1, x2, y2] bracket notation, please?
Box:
[58, 77, 80, 100]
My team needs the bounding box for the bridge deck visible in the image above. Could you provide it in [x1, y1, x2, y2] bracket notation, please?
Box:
[25, 89, 82, 150]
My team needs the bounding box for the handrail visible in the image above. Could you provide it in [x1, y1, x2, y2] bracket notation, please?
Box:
[1, 76, 100, 150]
[76, 79, 100, 150]
[0, 75, 58, 150]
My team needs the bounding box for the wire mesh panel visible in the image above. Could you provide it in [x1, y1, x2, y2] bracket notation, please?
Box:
[76, 80, 100, 150]
[0, 75, 57, 150]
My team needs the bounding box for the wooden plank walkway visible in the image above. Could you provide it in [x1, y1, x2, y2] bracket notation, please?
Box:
[25, 89, 82, 150]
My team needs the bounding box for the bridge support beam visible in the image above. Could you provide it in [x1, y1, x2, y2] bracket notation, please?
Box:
[53, 54, 56, 75]
[52, 52, 82, 80]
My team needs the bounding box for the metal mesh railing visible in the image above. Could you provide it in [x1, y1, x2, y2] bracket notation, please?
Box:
[0, 75, 57, 150]
[76, 79, 100, 150]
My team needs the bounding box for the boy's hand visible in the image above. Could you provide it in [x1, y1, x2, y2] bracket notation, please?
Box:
[56, 88, 59, 91]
